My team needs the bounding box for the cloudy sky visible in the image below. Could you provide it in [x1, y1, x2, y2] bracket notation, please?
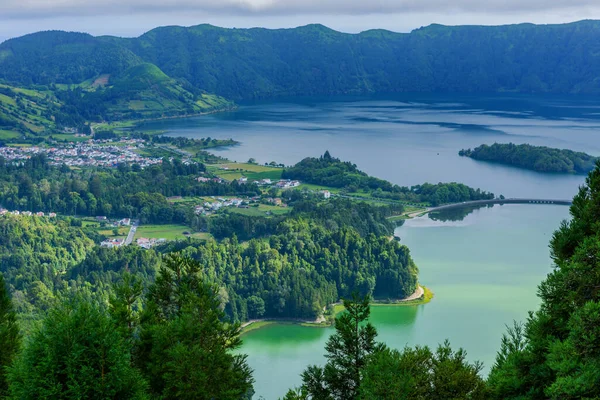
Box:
[1, 0, 599, 43]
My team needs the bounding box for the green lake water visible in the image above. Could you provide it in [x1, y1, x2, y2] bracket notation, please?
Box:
[142, 94, 589, 398]
[241, 204, 570, 399]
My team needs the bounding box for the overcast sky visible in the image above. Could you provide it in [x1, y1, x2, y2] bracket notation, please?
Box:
[1, 0, 599, 43]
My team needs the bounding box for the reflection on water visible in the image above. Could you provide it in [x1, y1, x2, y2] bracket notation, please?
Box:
[428, 204, 492, 222]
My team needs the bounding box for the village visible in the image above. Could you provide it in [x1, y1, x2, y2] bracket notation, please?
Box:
[0, 138, 163, 168]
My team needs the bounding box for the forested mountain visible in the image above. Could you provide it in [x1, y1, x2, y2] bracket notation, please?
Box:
[3, 21, 600, 99]
[460, 143, 598, 174]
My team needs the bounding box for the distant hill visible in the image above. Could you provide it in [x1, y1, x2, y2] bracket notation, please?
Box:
[3, 21, 600, 99]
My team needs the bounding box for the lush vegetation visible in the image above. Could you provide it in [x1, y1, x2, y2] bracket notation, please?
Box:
[1, 158, 600, 397]
[487, 160, 600, 399]
[1, 255, 254, 400]
[460, 143, 598, 174]
[285, 295, 487, 400]
[282, 152, 494, 206]
[0, 84, 77, 138]
[54, 63, 234, 123]
[0, 154, 259, 223]
[5, 21, 600, 101]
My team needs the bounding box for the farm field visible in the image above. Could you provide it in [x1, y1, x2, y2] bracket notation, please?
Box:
[227, 204, 291, 217]
[209, 163, 283, 181]
[134, 224, 211, 241]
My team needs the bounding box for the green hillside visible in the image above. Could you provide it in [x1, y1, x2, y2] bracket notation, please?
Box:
[0, 84, 62, 139]
[0, 31, 142, 85]
[95, 63, 233, 120]
[4, 21, 600, 99]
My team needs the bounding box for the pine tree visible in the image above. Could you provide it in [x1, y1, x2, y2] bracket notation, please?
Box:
[0, 274, 20, 396]
[7, 296, 147, 399]
[138, 254, 254, 400]
[299, 294, 378, 400]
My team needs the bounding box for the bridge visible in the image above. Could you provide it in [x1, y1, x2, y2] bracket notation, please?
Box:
[406, 198, 572, 218]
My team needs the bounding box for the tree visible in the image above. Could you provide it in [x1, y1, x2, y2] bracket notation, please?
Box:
[298, 294, 378, 400]
[138, 254, 254, 400]
[0, 274, 20, 396]
[361, 342, 487, 400]
[7, 296, 148, 399]
[109, 272, 144, 343]
[488, 162, 600, 399]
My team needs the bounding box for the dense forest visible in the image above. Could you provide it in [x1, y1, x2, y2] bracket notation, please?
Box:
[0, 195, 417, 324]
[0, 154, 259, 223]
[1, 162, 600, 398]
[283, 151, 495, 205]
[486, 160, 600, 399]
[460, 143, 598, 174]
[4, 21, 600, 100]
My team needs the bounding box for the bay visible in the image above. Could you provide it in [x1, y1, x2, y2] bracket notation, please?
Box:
[143, 93, 600, 199]
[241, 204, 569, 399]
[142, 94, 586, 398]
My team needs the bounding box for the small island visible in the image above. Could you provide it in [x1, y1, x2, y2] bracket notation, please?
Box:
[459, 143, 598, 174]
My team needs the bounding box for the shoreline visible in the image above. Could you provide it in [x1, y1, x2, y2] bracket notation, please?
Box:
[240, 285, 433, 334]
[92, 105, 238, 133]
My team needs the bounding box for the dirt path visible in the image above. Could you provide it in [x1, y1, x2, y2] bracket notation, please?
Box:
[399, 285, 424, 302]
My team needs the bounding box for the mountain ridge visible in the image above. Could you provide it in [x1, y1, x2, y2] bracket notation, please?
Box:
[2, 20, 600, 100]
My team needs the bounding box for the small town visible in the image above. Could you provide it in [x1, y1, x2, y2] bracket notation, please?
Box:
[0, 138, 163, 168]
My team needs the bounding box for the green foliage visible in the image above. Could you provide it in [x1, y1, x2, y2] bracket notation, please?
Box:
[488, 163, 600, 399]
[0, 274, 20, 396]
[0, 215, 95, 295]
[172, 217, 418, 321]
[7, 296, 148, 399]
[0, 31, 142, 86]
[138, 255, 254, 399]
[7, 22, 600, 100]
[283, 153, 494, 206]
[361, 342, 488, 400]
[460, 143, 598, 174]
[0, 84, 63, 138]
[289, 296, 486, 400]
[0, 154, 259, 223]
[299, 295, 378, 400]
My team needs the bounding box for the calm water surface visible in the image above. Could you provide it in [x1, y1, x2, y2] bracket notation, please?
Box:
[242, 205, 569, 399]
[143, 93, 600, 199]
[143, 95, 587, 398]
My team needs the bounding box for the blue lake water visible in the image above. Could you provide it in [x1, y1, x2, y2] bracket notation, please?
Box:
[143, 94, 591, 398]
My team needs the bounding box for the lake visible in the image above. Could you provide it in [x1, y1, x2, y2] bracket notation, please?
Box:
[142, 94, 590, 398]
[143, 93, 599, 199]
[240, 204, 569, 399]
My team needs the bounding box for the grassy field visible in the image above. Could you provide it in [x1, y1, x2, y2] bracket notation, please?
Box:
[227, 204, 291, 217]
[0, 130, 20, 140]
[97, 226, 129, 240]
[50, 134, 90, 142]
[134, 224, 211, 241]
[209, 163, 284, 182]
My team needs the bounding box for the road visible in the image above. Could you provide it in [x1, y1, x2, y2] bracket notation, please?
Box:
[124, 220, 138, 245]
[403, 198, 572, 218]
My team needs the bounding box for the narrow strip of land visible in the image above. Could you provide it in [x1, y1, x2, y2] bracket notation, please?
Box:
[403, 198, 572, 218]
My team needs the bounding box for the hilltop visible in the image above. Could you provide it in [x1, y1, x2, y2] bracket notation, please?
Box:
[3, 21, 600, 101]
